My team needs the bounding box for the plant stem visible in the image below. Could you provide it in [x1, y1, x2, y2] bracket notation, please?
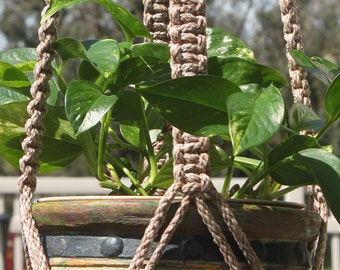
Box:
[77, 130, 97, 177]
[108, 127, 141, 152]
[221, 156, 234, 198]
[106, 154, 148, 196]
[268, 185, 301, 200]
[54, 61, 68, 94]
[137, 94, 158, 185]
[97, 108, 113, 181]
[257, 144, 270, 198]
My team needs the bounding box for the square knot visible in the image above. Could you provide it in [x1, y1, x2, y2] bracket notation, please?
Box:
[180, 173, 212, 195]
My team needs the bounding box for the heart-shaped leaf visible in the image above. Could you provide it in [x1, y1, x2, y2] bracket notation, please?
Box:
[65, 80, 118, 135]
[227, 84, 284, 155]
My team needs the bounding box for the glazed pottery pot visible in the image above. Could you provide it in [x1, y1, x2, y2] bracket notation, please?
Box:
[32, 196, 322, 269]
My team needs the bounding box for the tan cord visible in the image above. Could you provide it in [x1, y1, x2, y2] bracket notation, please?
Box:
[131, 0, 263, 269]
[143, 1, 171, 193]
[17, 1, 60, 269]
[143, 0, 170, 44]
[209, 187, 263, 269]
[129, 183, 182, 269]
[279, 1, 327, 269]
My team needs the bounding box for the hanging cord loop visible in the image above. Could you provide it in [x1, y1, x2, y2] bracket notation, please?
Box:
[130, 1, 262, 269]
[17, 1, 60, 269]
[279, 1, 327, 269]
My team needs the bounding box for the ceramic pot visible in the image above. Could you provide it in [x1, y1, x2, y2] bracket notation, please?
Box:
[32, 196, 322, 269]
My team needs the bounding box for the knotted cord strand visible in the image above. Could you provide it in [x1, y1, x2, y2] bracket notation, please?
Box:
[209, 187, 263, 269]
[143, 0, 170, 44]
[17, 1, 60, 269]
[169, 0, 244, 266]
[128, 183, 182, 270]
[131, 1, 263, 269]
[279, 1, 327, 269]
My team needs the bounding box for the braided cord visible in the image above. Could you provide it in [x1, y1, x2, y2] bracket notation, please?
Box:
[279, 1, 327, 269]
[130, 1, 262, 269]
[18, 1, 60, 269]
[143, 0, 170, 44]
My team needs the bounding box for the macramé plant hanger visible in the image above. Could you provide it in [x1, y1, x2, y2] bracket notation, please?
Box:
[17, 0, 327, 269]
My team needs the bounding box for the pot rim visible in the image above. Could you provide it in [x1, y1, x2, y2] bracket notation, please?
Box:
[37, 195, 306, 209]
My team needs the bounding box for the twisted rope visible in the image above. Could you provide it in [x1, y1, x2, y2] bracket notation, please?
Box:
[279, 1, 327, 269]
[130, 1, 262, 269]
[18, 1, 60, 269]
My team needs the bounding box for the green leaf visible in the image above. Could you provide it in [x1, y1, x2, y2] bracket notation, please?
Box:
[325, 74, 340, 128]
[269, 135, 319, 186]
[0, 87, 29, 106]
[227, 85, 284, 155]
[39, 137, 82, 173]
[65, 80, 118, 135]
[0, 47, 37, 65]
[120, 123, 140, 147]
[132, 43, 170, 62]
[112, 90, 142, 123]
[290, 50, 338, 85]
[140, 76, 241, 137]
[210, 144, 232, 176]
[112, 57, 156, 88]
[47, 79, 64, 106]
[0, 101, 82, 173]
[43, 0, 151, 41]
[208, 57, 288, 88]
[147, 109, 164, 143]
[269, 135, 319, 165]
[85, 39, 120, 78]
[289, 103, 325, 132]
[112, 56, 170, 89]
[78, 60, 100, 82]
[54, 38, 88, 62]
[298, 149, 340, 224]
[45, 105, 79, 144]
[0, 62, 31, 88]
[206, 27, 255, 60]
[152, 158, 174, 189]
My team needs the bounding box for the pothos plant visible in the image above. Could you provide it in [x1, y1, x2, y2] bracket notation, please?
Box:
[0, 0, 340, 223]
